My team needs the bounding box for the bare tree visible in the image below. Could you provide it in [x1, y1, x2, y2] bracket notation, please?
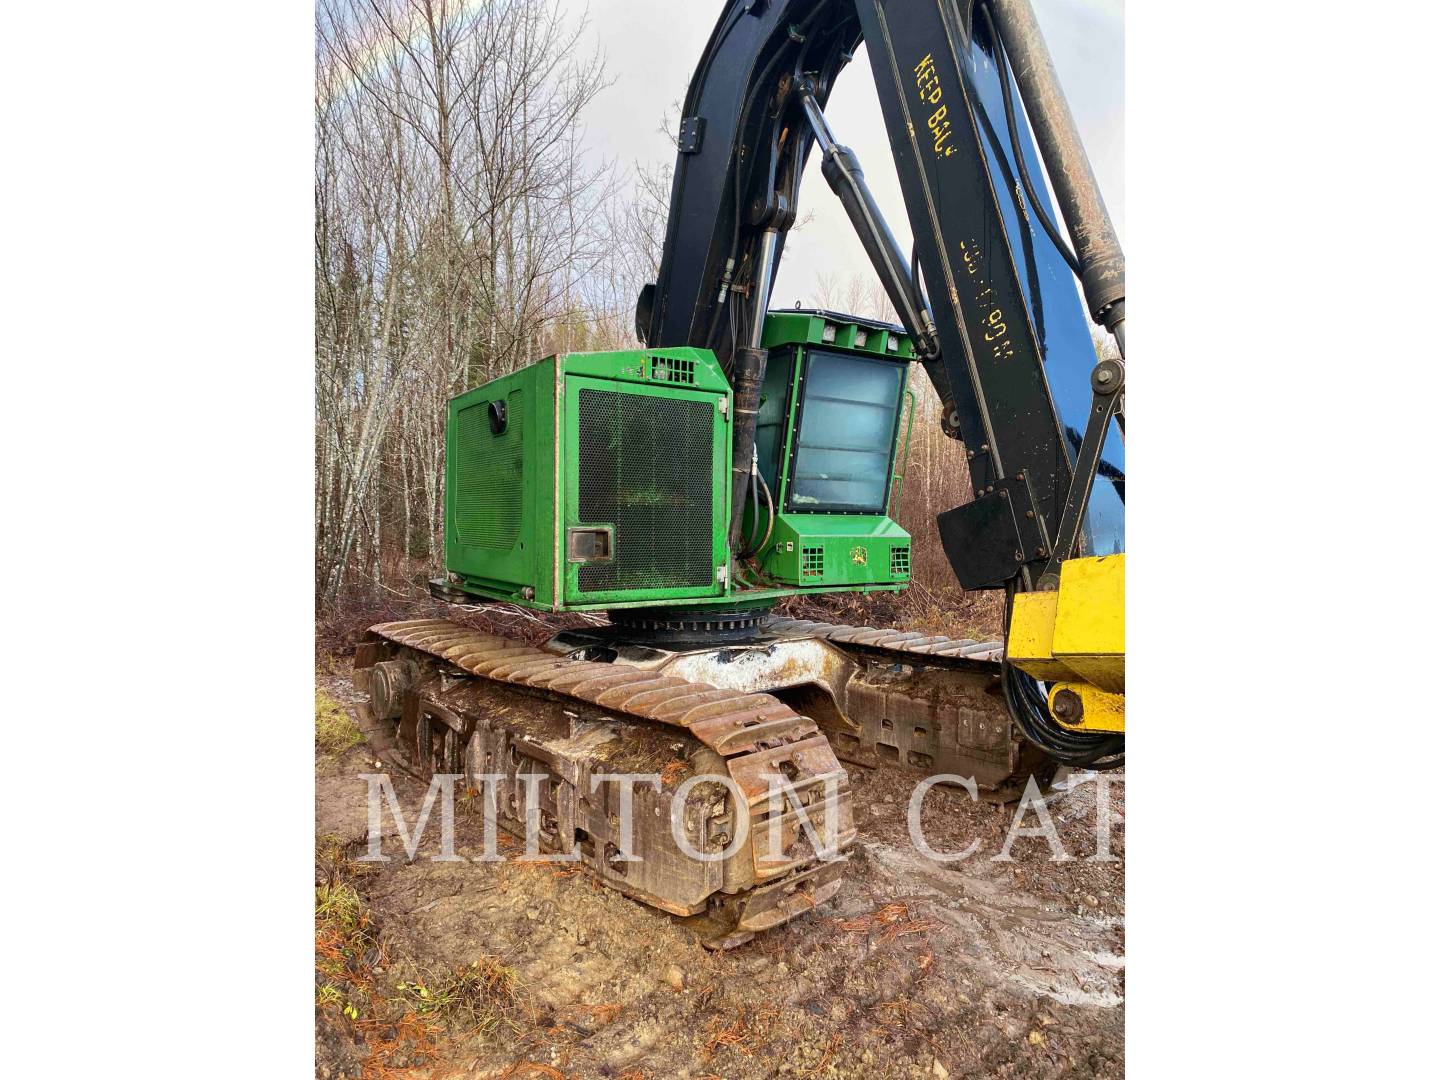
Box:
[814, 269, 897, 323]
[315, 0, 613, 604]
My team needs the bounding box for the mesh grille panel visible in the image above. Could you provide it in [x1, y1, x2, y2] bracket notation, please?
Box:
[801, 546, 825, 578]
[454, 391, 523, 549]
[890, 544, 911, 577]
[576, 387, 714, 593]
[649, 355, 696, 385]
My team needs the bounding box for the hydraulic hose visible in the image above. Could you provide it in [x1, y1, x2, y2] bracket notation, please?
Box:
[742, 453, 761, 558]
[909, 239, 926, 340]
[983, 0, 1125, 346]
[1002, 584, 1124, 769]
[739, 455, 775, 560]
[1003, 664, 1124, 770]
[979, 2, 1081, 280]
[754, 467, 775, 553]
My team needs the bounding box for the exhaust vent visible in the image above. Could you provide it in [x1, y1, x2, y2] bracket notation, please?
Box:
[800, 545, 825, 579]
[890, 544, 911, 577]
[649, 355, 696, 385]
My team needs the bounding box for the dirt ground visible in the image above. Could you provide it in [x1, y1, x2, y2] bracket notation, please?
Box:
[315, 651, 1123, 1079]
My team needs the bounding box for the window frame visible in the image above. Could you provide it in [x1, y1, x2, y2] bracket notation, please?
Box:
[781, 347, 909, 516]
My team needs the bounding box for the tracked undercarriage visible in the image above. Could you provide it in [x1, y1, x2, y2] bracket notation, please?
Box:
[352, 615, 1052, 947]
[547, 616, 1052, 799]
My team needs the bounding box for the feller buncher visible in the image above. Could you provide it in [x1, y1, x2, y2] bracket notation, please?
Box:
[353, 0, 1125, 947]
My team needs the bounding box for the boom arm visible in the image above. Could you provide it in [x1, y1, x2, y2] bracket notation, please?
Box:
[642, 0, 1125, 597]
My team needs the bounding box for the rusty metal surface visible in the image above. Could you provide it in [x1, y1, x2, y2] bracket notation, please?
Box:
[769, 618, 1051, 798]
[364, 618, 857, 943]
[545, 621, 1044, 800]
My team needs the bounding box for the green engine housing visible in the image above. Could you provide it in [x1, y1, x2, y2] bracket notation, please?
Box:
[443, 311, 915, 613]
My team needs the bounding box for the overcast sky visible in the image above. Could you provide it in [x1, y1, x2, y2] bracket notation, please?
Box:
[574, 0, 1123, 307]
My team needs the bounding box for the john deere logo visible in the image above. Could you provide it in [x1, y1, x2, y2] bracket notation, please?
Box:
[850, 546, 868, 566]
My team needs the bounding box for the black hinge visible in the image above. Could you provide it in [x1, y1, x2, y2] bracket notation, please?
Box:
[678, 116, 706, 154]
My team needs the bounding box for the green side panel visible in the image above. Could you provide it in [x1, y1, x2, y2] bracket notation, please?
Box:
[453, 390, 523, 549]
[756, 513, 913, 587]
[445, 347, 731, 612]
[445, 358, 556, 608]
[561, 346, 730, 393]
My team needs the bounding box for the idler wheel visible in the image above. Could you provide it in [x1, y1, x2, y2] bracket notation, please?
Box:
[367, 659, 419, 720]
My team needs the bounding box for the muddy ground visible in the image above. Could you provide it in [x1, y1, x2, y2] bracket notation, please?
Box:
[315, 651, 1123, 1079]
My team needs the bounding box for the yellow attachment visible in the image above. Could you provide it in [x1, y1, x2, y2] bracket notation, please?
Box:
[1006, 590, 1069, 680]
[1051, 553, 1124, 692]
[1007, 553, 1125, 731]
[1048, 682, 1125, 733]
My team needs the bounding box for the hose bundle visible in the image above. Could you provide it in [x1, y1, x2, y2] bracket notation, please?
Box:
[1002, 584, 1124, 770]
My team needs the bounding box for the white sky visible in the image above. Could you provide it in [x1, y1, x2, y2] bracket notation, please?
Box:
[575, 0, 1123, 307]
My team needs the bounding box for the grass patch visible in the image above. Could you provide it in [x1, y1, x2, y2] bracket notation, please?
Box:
[315, 836, 443, 1069]
[394, 956, 520, 1037]
[315, 876, 378, 1017]
[315, 835, 381, 1021]
[315, 833, 531, 1074]
[316, 880, 368, 943]
[316, 690, 363, 756]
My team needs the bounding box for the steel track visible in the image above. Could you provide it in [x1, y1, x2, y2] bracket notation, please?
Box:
[360, 619, 858, 945]
[355, 614, 1029, 945]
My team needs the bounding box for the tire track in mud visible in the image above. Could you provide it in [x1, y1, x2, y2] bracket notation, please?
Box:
[860, 839, 1125, 1009]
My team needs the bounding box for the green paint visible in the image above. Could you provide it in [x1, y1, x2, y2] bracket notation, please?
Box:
[754, 513, 912, 588]
[559, 372, 729, 606]
[760, 310, 917, 358]
[445, 314, 917, 612]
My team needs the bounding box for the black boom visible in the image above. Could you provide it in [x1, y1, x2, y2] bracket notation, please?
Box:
[642, 0, 1126, 593]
